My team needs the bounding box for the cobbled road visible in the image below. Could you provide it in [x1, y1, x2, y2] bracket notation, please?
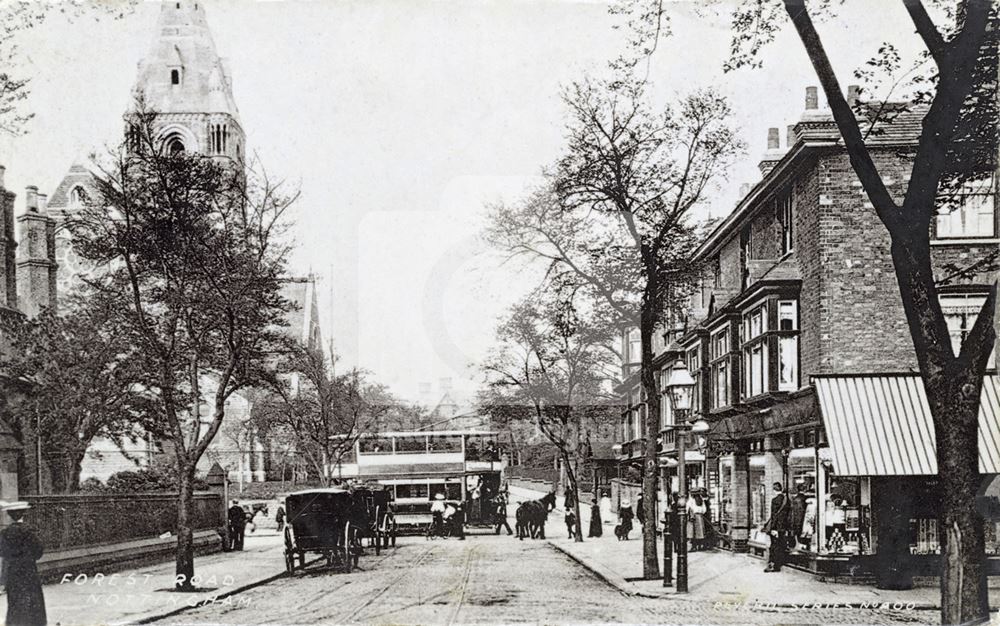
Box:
[162, 532, 935, 625]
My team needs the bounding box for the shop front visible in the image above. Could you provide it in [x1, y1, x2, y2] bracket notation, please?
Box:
[705, 374, 1000, 582]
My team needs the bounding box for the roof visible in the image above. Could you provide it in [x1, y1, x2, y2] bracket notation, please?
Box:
[814, 374, 1000, 475]
[357, 430, 498, 438]
[694, 103, 928, 262]
[286, 487, 349, 496]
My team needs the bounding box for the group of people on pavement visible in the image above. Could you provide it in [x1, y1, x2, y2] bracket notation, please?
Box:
[429, 493, 466, 539]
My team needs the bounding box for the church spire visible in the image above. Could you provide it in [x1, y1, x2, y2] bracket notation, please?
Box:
[130, 0, 244, 161]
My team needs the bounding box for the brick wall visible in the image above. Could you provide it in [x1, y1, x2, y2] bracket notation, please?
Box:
[719, 236, 742, 292]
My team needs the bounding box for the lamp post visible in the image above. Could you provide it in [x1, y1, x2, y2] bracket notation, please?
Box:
[664, 360, 709, 594]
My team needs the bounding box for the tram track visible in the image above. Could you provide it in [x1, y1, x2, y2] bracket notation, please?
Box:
[445, 542, 479, 626]
[334, 543, 439, 623]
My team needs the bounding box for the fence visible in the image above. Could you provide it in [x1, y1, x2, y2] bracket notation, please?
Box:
[24, 492, 223, 551]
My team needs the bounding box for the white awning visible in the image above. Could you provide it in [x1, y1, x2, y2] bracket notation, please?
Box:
[814, 375, 1000, 476]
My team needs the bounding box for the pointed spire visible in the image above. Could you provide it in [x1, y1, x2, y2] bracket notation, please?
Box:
[132, 0, 241, 122]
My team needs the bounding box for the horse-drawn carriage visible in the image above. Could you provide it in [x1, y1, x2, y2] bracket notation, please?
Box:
[283, 488, 364, 575]
[351, 485, 397, 552]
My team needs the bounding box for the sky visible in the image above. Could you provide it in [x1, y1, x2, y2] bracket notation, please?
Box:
[0, 0, 926, 405]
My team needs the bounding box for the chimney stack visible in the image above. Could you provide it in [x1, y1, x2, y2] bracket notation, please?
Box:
[767, 128, 780, 150]
[37, 193, 47, 214]
[786, 125, 797, 149]
[847, 84, 861, 108]
[25, 186, 38, 213]
[805, 86, 819, 110]
[0, 165, 5, 189]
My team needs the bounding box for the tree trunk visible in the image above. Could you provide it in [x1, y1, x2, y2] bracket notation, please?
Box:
[175, 463, 197, 591]
[570, 456, 584, 543]
[639, 311, 660, 580]
[930, 380, 989, 626]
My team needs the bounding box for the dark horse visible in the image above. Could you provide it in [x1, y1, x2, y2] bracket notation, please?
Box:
[516, 492, 556, 540]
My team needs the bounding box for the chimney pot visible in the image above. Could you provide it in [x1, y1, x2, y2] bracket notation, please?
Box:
[786, 125, 797, 149]
[805, 86, 819, 110]
[767, 127, 780, 150]
[847, 84, 861, 108]
[25, 186, 38, 212]
[0, 165, 5, 188]
[37, 193, 47, 213]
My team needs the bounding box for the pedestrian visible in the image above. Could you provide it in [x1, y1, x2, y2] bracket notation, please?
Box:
[564, 508, 577, 539]
[588, 496, 602, 538]
[636, 494, 645, 526]
[687, 491, 707, 551]
[0, 501, 46, 626]
[763, 482, 791, 572]
[564, 486, 576, 512]
[227, 500, 246, 551]
[790, 484, 808, 548]
[275, 505, 286, 533]
[493, 495, 513, 536]
[430, 493, 446, 538]
[615, 499, 634, 540]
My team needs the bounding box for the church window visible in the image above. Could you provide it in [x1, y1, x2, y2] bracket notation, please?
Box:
[171, 69, 180, 85]
[69, 186, 89, 207]
[166, 136, 185, 155]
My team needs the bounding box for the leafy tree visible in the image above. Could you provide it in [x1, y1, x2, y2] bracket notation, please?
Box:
[67, 109, 293, 590]
[1, 294, 157, 493]
[618, 0, 997, 619]
[487, 80, 741, 576]
[252, 343, 398, 486]
[481, 294, 620, 542]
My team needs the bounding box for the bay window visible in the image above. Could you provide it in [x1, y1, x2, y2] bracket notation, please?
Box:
[743, 304, 768, 398]
[711, 328, 731, 409]
[778, 300, 799, 391]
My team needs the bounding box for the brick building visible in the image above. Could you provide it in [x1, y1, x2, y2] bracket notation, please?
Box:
[615, 86, 1000, 582]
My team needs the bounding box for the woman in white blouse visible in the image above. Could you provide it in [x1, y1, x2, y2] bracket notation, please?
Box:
[687, 491, 708, 550]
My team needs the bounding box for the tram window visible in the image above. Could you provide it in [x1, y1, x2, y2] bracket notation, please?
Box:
[395, 435, 427, 453]
[396, 484, 429, 499]
[446, 483, 462, 500]
[428, 435, 462, 453]
[359, 437, 393, 454]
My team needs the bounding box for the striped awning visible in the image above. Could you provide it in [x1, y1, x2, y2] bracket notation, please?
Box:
[814, 375, 1000, 476]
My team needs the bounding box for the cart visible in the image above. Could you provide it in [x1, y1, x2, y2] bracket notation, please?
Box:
[352, 486, 397, 553]
[283, 488, 361, 575]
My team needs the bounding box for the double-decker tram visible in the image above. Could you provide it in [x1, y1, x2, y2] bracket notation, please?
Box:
[334, 430, 505, 533]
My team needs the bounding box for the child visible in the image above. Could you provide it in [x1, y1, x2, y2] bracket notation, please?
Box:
[565, 508, 578, 540]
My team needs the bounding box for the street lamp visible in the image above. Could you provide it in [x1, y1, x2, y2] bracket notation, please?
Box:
[664, 360, 709, 593]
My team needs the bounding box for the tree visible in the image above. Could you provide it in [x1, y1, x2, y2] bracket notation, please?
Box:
[618, 0, 997, 619]
[487, 80, 741, 576]
[67, 109, 293, 590]
[720, 2, 997, 622]
[252, 343, 396, 486]
[0, 294, 157, 493]
[481, 294, 620, 542]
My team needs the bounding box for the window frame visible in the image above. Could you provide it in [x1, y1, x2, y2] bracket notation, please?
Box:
[709, 326, 731, 410]
[933, 175, 997, 240]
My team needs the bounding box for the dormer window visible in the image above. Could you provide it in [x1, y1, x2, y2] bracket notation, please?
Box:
[171, 69, 180, 85]
[69, 186, 89, 207]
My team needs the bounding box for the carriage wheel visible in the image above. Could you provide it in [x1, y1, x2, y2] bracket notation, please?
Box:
[284, 551, 295, 575]
[344, 522, 354, 573]
[284, 526, 293, 549]
[374, 532, 381, 555]
[390, 526, 397, 547]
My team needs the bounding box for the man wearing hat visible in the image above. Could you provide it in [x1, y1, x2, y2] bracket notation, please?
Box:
[0, 501, 46, 625]
[227, 500, 247, 551]
[430, 493, 446, 538]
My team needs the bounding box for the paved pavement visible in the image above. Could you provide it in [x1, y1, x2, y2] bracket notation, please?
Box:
[2, 528, 288, 626]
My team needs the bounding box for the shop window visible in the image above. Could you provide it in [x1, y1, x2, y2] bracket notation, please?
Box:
[940, 293, 995, 367]
[742, 304, 768, 398]
[778, 300, 799, 391]
[749, 459, 768, 528]
[934, 175, 995, 239]
[822, 475, 871, 555]
[710, 328, 730, 409]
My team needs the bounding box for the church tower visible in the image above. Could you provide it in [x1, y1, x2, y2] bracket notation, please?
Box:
[129, 0, 245, 161]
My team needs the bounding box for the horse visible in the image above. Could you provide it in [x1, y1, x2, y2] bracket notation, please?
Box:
[516, 492, 556, 540]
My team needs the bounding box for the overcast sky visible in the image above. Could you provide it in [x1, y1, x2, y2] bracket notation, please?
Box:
[0, 0, 925, 405]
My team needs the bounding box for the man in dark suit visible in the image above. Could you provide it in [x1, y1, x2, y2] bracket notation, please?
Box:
[227, 500, 247, 551]
[790, 484, 808, 546]
[763, 482, 791, 572]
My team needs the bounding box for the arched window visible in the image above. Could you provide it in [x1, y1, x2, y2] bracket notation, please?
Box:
[166, 136, 185, 155]
[69, 186, 89, 207]
[171, 69, 180, 85]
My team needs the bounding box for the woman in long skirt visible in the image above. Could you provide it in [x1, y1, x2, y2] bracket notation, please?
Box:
[588, 497, 602, 537]
[0, 502, 46, 626]
[687, 492, 707, 550]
